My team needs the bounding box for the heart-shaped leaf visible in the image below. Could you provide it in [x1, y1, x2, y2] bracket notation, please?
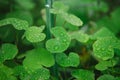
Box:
[93, 37, 119, 60]
[97, 74, 115, 80]
[71, 69, 95, 80]
[95, 59, 117, 71]
[0, 43, 18, 63]
[23, 48, 55, 73]
[25, 25, 46, 43]
[46, 27, 71, 53]
[30, 68, 50, 80]
[56, 52, 80, 67]
[0, 18, 29, 30]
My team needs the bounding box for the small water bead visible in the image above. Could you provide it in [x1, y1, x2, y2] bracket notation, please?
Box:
[96, 48, 100, 51]
[54, 45, 59, 50]
[108, 48, 112, 52]
[101, 48, 105, 51]
[62, 39, 67, 42]
[60, 33, 64, 36]
[45, 4, 50, 8]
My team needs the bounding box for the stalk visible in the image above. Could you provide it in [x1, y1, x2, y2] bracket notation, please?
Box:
[45, 0, 54, 39]
[45, 0, 59, 79]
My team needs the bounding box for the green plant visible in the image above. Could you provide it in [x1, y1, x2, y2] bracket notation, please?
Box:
[0, 0, 120, 80]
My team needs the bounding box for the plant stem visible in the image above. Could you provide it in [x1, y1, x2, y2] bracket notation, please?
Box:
[45, 0, 59, 79]
[45, 0, 54, 39]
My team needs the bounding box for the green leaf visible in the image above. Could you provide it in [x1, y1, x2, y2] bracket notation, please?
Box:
[95, 59, 117, 71]
[0, 70, 8, 80]
[70, 30, 89, 43]
[30, 68, 50, 80]
[63, 13, 83, 26]
[55, 13, 79, 31]
[46, 27, 71, 53]
[23, 48, 55, 73]
[25, 26, 46, 43]
[93, 37, 118, 60]
[96, 16, 119, 34]
[91, 27, 115, 40]
[111, 8, 120, 34]
[6, 11, 33, 25]
[97, 74, 115, 80]
[0, 43, 18, 63]
[0, 64, 13, 75]
[95, 61, 108, 71]
[0, 64, 17, 80]
[0, 18, 29, 30]
[50, 1, 69, 14]
[13, 66, 29, 80]
[56, 52, 80, 67]
[113, 39, 120, 50]
[51, 1, 83, 26]
[71, 69, 95, 80]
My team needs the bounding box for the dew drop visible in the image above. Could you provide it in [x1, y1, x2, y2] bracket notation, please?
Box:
[96, 48, 100, 51]
[54, 45, 59, 50]
[101, 48, 105, 51]
[60, 33, 64, 36]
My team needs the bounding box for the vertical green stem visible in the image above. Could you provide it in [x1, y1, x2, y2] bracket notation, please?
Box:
[45, 0, 59, 79]
[45, 0, 54, 39]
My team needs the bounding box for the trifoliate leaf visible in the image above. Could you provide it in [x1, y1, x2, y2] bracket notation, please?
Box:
[0, 18, 29, 30]
[0, 43, 18, 63]
[56, 52, 80, 67]
[46, 27, 71, 53]
[71, 69, 95, 80]
[30, 68, 50, 80]
[97, 74, 115, 80]
[23, 48, 55, 73]
[25, 26, 46, 43]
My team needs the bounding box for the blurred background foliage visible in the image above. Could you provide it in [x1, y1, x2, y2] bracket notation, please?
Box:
[0, 0, 120, 44]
